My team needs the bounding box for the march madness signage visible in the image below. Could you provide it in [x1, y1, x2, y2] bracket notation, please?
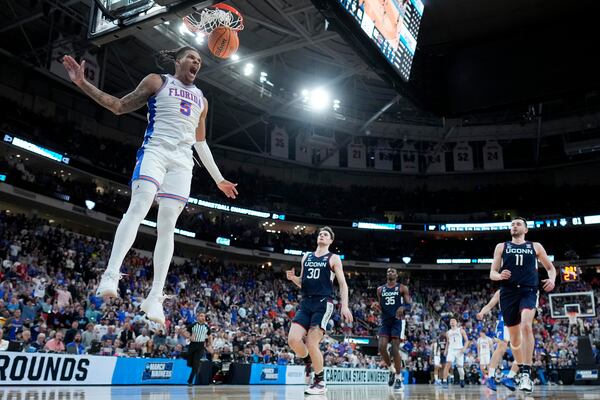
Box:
[142, 362, 174, 380]
[324, 367, 388, 385]
[0, 352, 116, 385]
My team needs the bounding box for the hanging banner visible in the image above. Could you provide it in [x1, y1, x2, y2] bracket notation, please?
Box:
[453, 142, 474, 171]
[374, 147, 394, 170]
[295, 133, 311, 164]
[347, 143, 367, 169]
[400, 144, 418, 173]
[426, 151, 445, 174]
[50, 41, 100, 88]
[318, 146, 339, 167]
[483, 140, 504, 170]
[270, 126, 289, 159]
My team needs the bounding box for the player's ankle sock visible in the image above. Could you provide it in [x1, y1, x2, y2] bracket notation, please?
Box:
[518, 364, 524, 373]
[507, 370, 516, 378]
[488, 368, 495, 378]
[314, 371, 324, 382]
[302, 354, 312, 365]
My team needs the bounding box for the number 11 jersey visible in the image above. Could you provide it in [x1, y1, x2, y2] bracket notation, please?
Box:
[501, 241, 538, 287]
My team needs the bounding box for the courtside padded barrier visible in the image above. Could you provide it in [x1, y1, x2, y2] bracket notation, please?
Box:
[0, 352, 191, 385]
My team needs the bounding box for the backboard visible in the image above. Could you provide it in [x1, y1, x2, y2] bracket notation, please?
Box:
[549, 291, 596, 319]
[88, 0, 217, 46]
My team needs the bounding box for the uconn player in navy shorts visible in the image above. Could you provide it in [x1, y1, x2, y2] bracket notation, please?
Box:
[373, 268, 410, 390]
[490, 217, 556, 393]
[286, 227, 353, 395]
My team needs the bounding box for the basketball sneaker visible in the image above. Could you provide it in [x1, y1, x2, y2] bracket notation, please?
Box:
[393, 378, 403, 391]
[485, 377, 497, 391]
[518, 372, 533, 393]
[460, 379, 465, 388]
[388, 371, 396, 387]
[305, 375, 327, 395]
[500, 376, 516, 391]
[96, 271, 123, 298]
[140, 294, 172, 325]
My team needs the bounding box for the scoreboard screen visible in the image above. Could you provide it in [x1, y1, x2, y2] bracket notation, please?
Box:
[560, 265, 580, 282]
[335, 0, 424, 81]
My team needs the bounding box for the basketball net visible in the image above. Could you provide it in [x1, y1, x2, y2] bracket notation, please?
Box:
[567, 311, 579, 337]
[567, 311, 578, 326]
[183, 3, 244, 34]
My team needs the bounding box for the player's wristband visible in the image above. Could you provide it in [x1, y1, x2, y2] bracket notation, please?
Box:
[193, 140, 224, 184]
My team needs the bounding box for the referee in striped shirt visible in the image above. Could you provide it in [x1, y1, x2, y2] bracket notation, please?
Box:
[185, 312, 212, 385]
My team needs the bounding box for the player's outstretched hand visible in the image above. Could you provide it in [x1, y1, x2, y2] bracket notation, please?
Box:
[476, 312, 484, 320]
[285, 268, 295, 281]
[217, 180, 238, 199]
[542, 278, 555, 292]
[62, 55, 85, 86]
[499, 269, 511, 280]
[341, 306, 353, 323]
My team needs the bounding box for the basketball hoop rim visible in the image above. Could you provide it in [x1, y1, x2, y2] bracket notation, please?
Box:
[183, 2, 244, 34]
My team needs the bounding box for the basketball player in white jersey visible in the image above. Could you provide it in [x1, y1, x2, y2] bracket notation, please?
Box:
[62, 47, 238, 324]
[431, 331, 447, 385]
[442, 318, 469, 388]
[477, 290, 519, 391]
[476, 330, 493, 378]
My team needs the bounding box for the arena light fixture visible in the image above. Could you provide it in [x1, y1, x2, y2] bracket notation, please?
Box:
[309, 88, 330, 111]
[85, 200, 96, 210]
[195, 33, 205, 44]
[243, 63, 254, 76]
[402, 257, 411, 264]
[231, 53, 240, 61]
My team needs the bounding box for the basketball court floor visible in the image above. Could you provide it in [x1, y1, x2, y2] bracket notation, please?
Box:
[1, 385, 598, 400]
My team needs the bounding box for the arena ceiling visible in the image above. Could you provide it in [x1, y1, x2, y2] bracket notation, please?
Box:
[1, 0, 600, 154]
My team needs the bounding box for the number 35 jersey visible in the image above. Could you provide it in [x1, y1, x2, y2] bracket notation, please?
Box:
[501, 241, 538, 288]
[378, 284, 403, 320]
[301, 252, 335, 298]
[143, 74, 204, 149]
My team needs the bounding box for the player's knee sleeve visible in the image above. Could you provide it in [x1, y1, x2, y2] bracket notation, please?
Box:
[156, 199, 183, 235]
[458, 368, 465, 379]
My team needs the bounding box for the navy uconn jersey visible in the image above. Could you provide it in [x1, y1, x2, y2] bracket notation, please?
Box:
[501, 241, 538, 287]
[379, 284, 403, 320]
[301, 252, 335, 298]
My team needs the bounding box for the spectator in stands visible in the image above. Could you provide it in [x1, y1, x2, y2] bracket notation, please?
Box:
[67, 332, 85, 354]
[0, 328, 8, 350]
[44, 330, 65, 352]
[30, 332, 46, 351]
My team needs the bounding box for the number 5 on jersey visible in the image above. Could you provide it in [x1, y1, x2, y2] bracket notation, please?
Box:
[180, 100, 192, 116]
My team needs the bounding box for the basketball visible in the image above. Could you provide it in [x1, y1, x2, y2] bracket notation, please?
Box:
[208, 26, 239, 59]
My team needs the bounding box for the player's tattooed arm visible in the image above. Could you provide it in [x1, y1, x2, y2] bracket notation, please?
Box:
[62, 56, 161, 115]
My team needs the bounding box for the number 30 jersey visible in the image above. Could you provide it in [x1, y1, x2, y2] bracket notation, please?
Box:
[378, 283, 403, 320]
[143, 74, 204, 149]
[301, 252, 335, 298]
[501, 241, 538, 288]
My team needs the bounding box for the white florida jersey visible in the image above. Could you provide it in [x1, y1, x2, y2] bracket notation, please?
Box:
[477, 336, 492, 354]
[448, 328, 464, 350]
[143, 74, 204, 148]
